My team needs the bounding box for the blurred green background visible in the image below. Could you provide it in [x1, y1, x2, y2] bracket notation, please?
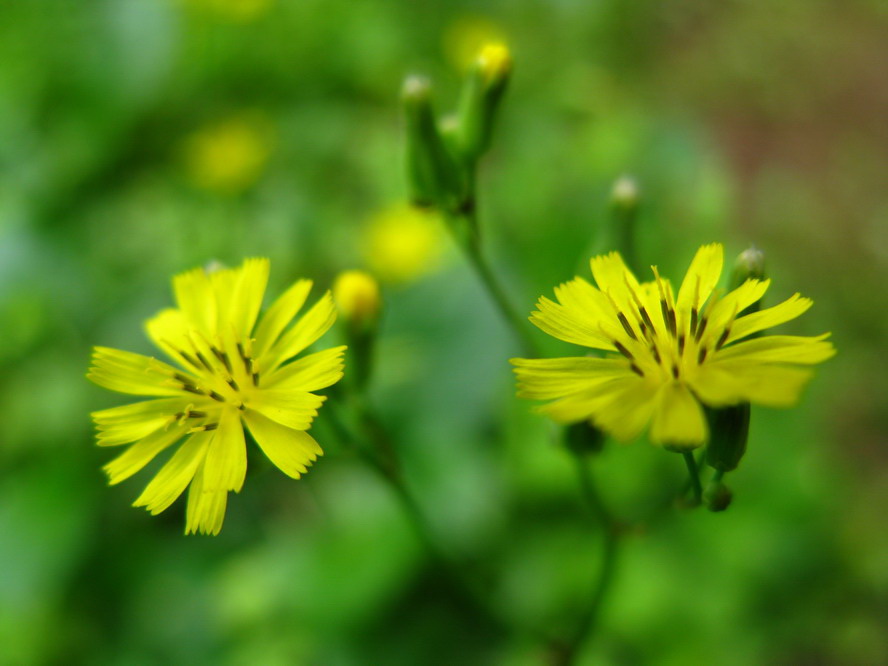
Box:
[1, 0, 886, 664]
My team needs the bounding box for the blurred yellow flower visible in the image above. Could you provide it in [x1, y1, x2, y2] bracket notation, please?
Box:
[363, 204, 446, 284]
[183, 114, 271, 194]
[88, 259, 344, 535]
[443, 15, 508, 72]
[179, 0, 274, 22]
[333, 270, 381, 326]
[512, 244, 835, 449]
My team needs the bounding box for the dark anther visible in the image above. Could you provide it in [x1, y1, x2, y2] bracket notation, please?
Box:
[638, 306, 655, 334]
[236, 342, 251, 373]
[613, 340, 634, 360]
[173, 372, 193, 385]
[650, 343, 661, 364]
[690, 308, 699, 336]
[180, 351, 200, 369]
[672, 364, 680, 379]
[196, 351, 214, 372]
[189, 410, 207, 418]
[698, 347, 708, 364]
[678, 334, 686, 355]
[252, 372, 260, 386]
[208, 390, 225, 402]
[617, 313, 638, 341]
[227, 378, 240, 391]
[715, 328, 730, 350]
[182, 384, 204, 396]
[203, 423, 219, 431]
[213, 347, 232, 373]
[630, 363, 644, 377]
[694, 317, 709, 343]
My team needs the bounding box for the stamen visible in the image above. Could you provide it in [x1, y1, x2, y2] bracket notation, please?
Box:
[212, 346, 232, 373]
[672, 364, 680, 379]
[208, 390, 225, 402]
[694, 316, 709, 343]
[613, 340, 634, 360]
[630, 363, 644, 377]
[252, 372, 260, 386]
[227, 378, 240, 391]
[195, 351, 214, 372]
[650, 342, 662, 365]
[204, 423, 218, 431]
[715, 328, 730, 351]
[661, 300, 677, 338]
[179, 350, 200, 369]
[698, 347, 708, 364]
[678, 334, 686, 356]
[638, 306, 655, 335]
[617, 312, 638, 341]
[236, 342, 251, 374]
[690, 308, 698, 337]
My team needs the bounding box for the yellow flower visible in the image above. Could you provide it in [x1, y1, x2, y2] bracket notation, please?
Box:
[333, 270, 381, 327]
[183, 114, 271, 194]
[363, 204, 446, 284]
[443, 15, 508, 72]
[511, 244, 835, 449]
[88, 259, 344, 535]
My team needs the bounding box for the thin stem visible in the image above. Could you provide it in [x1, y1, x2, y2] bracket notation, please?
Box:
[683, 451, 703, 505]
[450, 209, 541, 357]
[555, 453, 620, 665]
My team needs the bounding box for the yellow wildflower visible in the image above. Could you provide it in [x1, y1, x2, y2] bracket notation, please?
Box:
[88, 259, 344, 535]
[333, 270, 381, 327]
[363, 204, 446, 283]
[511, 244, 835, 448]
[183, 114, 270, 194]
[443, 15, 508, 72]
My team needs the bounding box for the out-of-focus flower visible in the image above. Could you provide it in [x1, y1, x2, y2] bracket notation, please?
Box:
[443, 15, 508, 72]
[178, 0, 274, 23]
[363, 204, 446, 284]
[512, 244, 835, 449]
[333, 270, 381, 329]
[88, 259, 344, 535]
[182, 114, 271, 194]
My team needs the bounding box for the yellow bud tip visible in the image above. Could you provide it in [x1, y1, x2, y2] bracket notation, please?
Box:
[611, 175, 639, 207]
[477, 42, 512, 80]
[333, 270, 381, 324]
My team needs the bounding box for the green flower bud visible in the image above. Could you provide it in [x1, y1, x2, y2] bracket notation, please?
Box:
[564, 421, 605, 456]
[455, 43, 512, 165]
[730, 246, 766, 289]
[705, 403, 750, 473]
[703, 480, 733, 512]
[402, 75, 464, 211]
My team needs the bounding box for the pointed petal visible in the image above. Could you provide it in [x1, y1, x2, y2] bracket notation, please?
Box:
[529, 296, 616, 351]
[103, 422, 189, 484]
[714, 334, 835, 365]
[705, 279, 771, 336]
[202, 408, 247, 493]
[538, 374, 644, 423]
[185, 464, 228, 536]
[262, 292, 337, 371]
[649, 383, 707, 446]
[224, 258, 269, 339]
[243, 409, 322, 478]
[591, 380, 659, 442]
[590, 251, 642, 311]
[87, 347, 187, 396]
[262, 346, 346, 392]
[691, 361, 814, 408]
[173, 267, 217, 334]
[252, 279, 313, 358]
[133, 431, 210, 514]
[93, 397, 189, 446]
[676, 243, 723, 312]
[248, 390, 325, 431]
[727, 294, 813, 343]
[510, 356, 634, 400]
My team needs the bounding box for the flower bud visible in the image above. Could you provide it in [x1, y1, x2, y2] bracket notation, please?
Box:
[730, 246, 766, 289]
[564, 421, 605, 456]
[705, 403, 750, 473]
[703, 480, 733, 512]
[455, 42, 512, 165]
[402, 75, 465, 211]
[610, 175, 639, 211]
[333, 270, 381, 330]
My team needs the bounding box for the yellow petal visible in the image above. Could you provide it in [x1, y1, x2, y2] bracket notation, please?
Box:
[185, 464, 228, 536]
[591, 380, 659, 442]
[649, 382, 707, 446]
[714, 334, 835, 365]
[225, 258, 270, 339]
[93, 397, 189, 446]
[173, 267, 217, 334]
[539, 374, 643, 423]
[262, 292, 337, 371]
[529, 296, 616, 351]
[248, 390, 326, 430]
[103, 422, 189, 485]
[727, 293, 812, 343]
[590, 251, 642, 311]
[133, 431, 211, 514]
[705, 279, 770, 336]
[144, 308, 198, 369]
[676, 243, 723, 312]
[262, 346, 346, 391]
[252, 279, 313, 358]
[87, 347, 186, 396]
[691, 361, 814, 408]
[510, 356, 633, 400]
[202, 408, 247, 493]
[243, 409, 322, 478]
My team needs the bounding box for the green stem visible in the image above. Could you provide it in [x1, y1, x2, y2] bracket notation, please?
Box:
[555, 454, 620, 665]
[450, 209, 541, 357]
[683, 451, 703, 505]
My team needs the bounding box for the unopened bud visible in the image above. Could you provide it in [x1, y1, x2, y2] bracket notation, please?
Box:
[730, 246, 766, 289]
[703, 481, 733, 512]
[333, 270, 381, 329]
[610, 175, 639, 210]
[705, 403, 750, 473]
[455, 42, 512, 164]
[402, 75, 464, 210]
[564, 421, 605, 456]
